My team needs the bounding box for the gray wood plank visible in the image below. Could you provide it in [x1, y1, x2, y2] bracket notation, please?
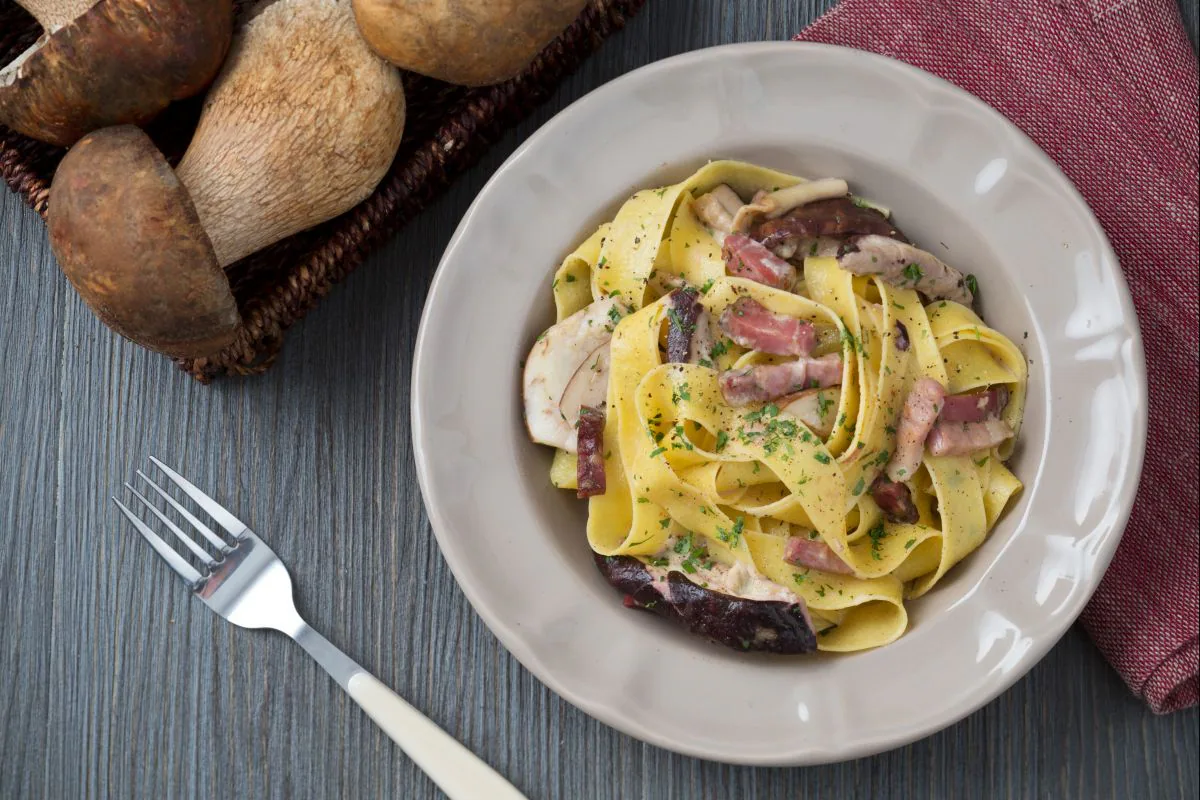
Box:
[0, 185, 64, 800]
[1, 1, 1197, 799]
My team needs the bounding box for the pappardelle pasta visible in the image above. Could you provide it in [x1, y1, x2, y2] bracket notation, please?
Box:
[522, 160, 1026, 654]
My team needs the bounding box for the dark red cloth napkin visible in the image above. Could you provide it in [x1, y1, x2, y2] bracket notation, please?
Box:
[796, 0, 1199, 713]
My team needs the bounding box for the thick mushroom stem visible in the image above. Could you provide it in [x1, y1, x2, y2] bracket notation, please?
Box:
[174, 0, 405, 268]
[16, 0, 96, 31]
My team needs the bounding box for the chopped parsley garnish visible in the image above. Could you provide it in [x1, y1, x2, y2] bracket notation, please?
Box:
[699, 278, 715, 294]
[867, 522, 888, 560]
[873, 450, 890, 466]
[649, 446, 666, 458]
[673, 533, 708, 574]
[565, 274, 576, 283]
[851, 196, 871, 208]
[793, 572, 809, 585]
[743, 404, 779, 423]
[852, 476, 866, 495]
[904, 538, 917, 550]
[636, 497, 650, 504]
[965, 273, 979, 297]
[607, 306, 623, 326]
[974, 455, 989, 467]
[739, 404, 798, 456]
[716, 516, 745, 547]
[659, 517, 671, 529]
[902, 263, 924, 283]
[715, 431, 729, 452]
[816, 392, 834, 419]
[840, 326, 858, 353]
[814, 452, 831, 464]
[647, 556, 669, 567]
[671, 424, 694, 451]
[709, 339, 729, 357]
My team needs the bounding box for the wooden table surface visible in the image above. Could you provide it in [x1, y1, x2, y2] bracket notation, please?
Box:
[2, 2, 1198, 798]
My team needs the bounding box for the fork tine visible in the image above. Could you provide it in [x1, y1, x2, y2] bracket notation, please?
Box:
[148, 456, 247, 537]
[136, 470, 229, 552]
[113, 497, 204, 585]
[125, 484, 218, 567]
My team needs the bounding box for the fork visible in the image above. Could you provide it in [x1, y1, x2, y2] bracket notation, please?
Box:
[113, 457, 526, 800]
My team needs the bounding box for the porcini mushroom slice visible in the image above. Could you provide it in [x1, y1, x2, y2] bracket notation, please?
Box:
[351, 0, 589, 86]
[47, 126, 238, 358]
[730, 178, 850, 233]
[177, 0, 405, 268]
[780, 388, 841, 440]
[524, 297, 623, 451]
[0, 0, 233, 147]
[690, 184, 745, 237]
[838, 236, 974, 305]
[559, 344, 612, 450]
[752, 197, 908, 251]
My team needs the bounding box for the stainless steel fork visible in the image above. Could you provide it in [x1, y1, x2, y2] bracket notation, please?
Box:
[113, 457, 525, 800]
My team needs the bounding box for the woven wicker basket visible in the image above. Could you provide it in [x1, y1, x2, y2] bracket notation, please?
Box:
[0, 0, 646, 381]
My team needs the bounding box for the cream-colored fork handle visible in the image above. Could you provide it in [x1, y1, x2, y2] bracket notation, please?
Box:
[346, 673, 527, 799]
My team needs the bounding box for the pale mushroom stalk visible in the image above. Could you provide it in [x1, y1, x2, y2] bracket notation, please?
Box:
[47, 0, 406, 357]
[175, 0, 405, 268]
[16, 0, 95, 31]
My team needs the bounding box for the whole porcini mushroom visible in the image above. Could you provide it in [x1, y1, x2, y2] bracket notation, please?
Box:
[47, 0, 406, 358]
[352, 0, 589, 86]
[0, 0, 233, 147]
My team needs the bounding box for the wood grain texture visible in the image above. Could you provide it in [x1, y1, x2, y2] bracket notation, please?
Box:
[1, 1, 1197, 798]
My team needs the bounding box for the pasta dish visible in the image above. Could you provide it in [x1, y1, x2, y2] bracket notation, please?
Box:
[521, 160, 1027, 654]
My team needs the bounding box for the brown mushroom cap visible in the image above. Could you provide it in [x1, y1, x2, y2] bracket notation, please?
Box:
[0, 0, 234, 147]
[351, 0, 588, 86]
[48, 125, 239, 358]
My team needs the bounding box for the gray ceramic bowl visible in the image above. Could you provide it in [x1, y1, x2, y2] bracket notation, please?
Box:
[412, 43, 1147, 765]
